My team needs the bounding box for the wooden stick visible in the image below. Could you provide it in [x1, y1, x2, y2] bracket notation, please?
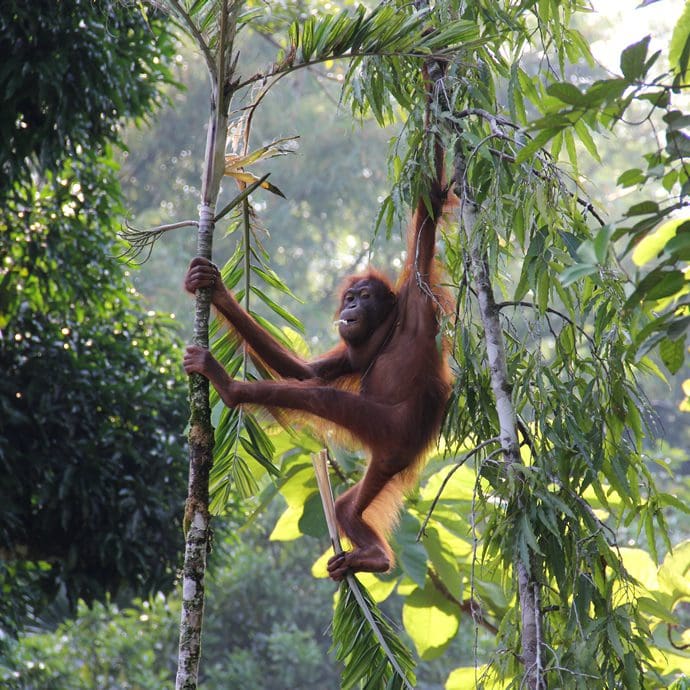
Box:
[311, 449, 343, 556]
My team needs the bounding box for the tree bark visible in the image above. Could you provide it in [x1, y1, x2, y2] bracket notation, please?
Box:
[460, 198, 545, 690]
[175, 1, 234, 682]
[176, 200, 216, 690]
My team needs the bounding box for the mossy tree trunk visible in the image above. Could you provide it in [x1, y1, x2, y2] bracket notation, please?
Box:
[175, 3, 237, 688]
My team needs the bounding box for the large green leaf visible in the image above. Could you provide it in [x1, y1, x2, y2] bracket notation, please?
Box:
[620, 36, 651, 81]
[658, 541, 690, 605]
[402, 582, 460, 660]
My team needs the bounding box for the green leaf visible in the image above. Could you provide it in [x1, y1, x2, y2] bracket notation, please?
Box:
[423, 525, 469, 585]
[582, 78, 628, 107]
[560, 263, 597, 286]
[666, 129, 690, 161]
[564, 127, 578, 168]
[667, 225, 690, 260]
[664, 110, 690, 131]
[332, 580, 416, 690]
[298, 492, 328, 538]
[251, 264, 302, 301]
[623, 651, 642, 690]
[250, 286, 304, 332]
[620, 36, 650, 81]
[646, 270, 685, 300]
[574, 119, 600, 162]
[607, 619, 626, 661]
[659, 335, 686, 374]
[617, 168, 645, 188]
[593, 224, 615, 264]
[520, 513, 543, 555]
[395, 513, 428, 587]
[670, 1, 690, 78]
[659, 492, 690, 515]
[546, 81, 583, 106]
[625, 200, 660, 217]
[402, 584, 460, 660]
[516, 128, 561, 164]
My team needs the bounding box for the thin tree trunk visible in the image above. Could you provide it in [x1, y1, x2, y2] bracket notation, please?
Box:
[459, 198, 545, 690]
[175, 1, 235, 683]
[176, 197, 216, 690]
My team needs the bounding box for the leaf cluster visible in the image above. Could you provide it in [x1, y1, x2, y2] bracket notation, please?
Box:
[0, 157, 188, 633]
[257, 3, 688, 687]
[523, 24, 690, 370]
[207, 221, 307, 508]
[332, 581, 416, 690]
[0, 0, 177, 196]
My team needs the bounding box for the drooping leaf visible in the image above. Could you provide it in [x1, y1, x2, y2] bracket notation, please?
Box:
[559, 263, 597, 286]
[224, 170, 286, 198]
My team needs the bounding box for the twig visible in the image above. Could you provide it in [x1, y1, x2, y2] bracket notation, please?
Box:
[451, 107, 606, 227]
[667, 624, 690, 651]
[495, 300, 597, 351]
[325, 448, 350, 484]
[417, 437, 501, 539]
[235, 48, 469, 91]
[428, 568, 499, 634]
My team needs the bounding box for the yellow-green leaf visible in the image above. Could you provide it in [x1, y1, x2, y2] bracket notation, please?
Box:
[420, 464, 476, 503]
[659, 540, 690, 604]
[446, 665, 508, 690]
[402, 585, 460, 660]
[269, 504, 304, 541]
[619, 547, 659, 591]
[632, 217, 686, 266]
[670, 2, 690, 78]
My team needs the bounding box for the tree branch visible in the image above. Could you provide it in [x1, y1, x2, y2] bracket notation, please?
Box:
[428, 568, 499, 635]
[118, 219, 198, 263]
[451, 107, 606, 227]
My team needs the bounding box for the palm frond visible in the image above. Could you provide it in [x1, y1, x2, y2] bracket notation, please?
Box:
[118, 219, 198, 264]
[238, 5, 481, 91]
